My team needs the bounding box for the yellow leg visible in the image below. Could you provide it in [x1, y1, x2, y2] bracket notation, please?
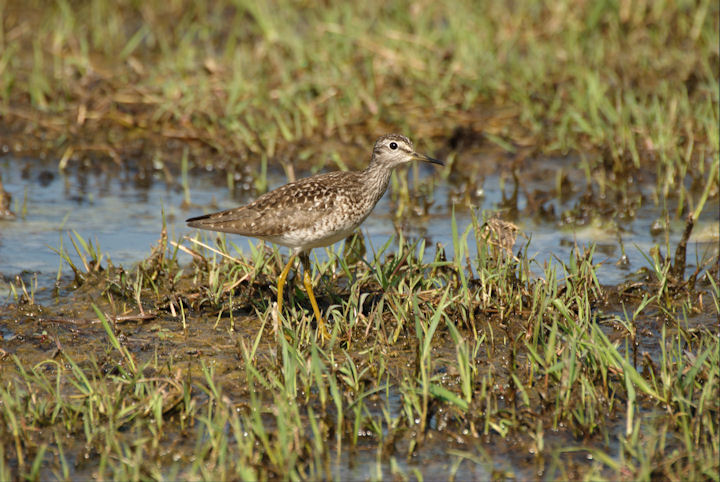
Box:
[301, 254, 331, 342]
[276, 254, 297, 317]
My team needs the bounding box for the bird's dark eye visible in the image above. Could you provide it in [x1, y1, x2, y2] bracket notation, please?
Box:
[389, 142, 398, 150]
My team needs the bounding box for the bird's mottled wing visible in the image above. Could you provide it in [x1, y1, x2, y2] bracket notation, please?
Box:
[186, 171, 360, 237]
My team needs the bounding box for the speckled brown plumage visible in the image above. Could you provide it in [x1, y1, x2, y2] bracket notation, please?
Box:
[187, 133, 442, 341]
[187, 134, 443, 256]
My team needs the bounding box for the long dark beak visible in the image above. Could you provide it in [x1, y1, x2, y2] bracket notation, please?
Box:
[412, 151, 444, 166]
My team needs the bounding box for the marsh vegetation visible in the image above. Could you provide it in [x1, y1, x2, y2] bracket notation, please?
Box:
[1, 0, 718, 480]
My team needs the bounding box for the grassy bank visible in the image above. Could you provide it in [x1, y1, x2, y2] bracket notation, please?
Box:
[1, 0, 718, 188]
[1, 214, 718, 479]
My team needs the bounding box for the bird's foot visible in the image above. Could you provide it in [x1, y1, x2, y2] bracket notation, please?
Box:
[316, 319, 332, 344]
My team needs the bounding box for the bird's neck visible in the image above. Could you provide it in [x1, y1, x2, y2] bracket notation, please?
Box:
[361, 159, 394, 206]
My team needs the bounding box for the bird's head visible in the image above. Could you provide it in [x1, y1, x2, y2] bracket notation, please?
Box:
[371, 134, 443, 169]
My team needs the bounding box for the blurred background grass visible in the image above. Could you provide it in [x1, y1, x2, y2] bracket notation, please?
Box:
[0, 0, 717, 187]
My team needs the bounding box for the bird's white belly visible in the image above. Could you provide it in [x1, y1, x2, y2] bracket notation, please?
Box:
[263, 212, 369, 251]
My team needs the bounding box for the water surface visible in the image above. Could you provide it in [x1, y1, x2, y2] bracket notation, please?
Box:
[0, 156, 717, 297]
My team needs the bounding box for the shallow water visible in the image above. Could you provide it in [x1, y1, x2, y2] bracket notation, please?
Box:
[0, 156, 717, 298]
